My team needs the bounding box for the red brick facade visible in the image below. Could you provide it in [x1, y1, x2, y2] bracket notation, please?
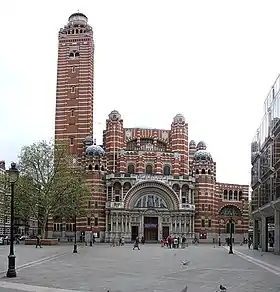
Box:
[50, 13, 249, 243]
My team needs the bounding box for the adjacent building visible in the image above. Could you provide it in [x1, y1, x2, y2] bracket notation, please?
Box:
[251, 74, 280, 254]
[49, 12, 249, 243]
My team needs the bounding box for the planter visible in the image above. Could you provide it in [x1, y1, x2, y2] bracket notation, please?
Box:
[25, 238, 58, 246]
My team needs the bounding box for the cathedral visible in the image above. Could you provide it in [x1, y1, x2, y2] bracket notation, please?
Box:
[49, 12, 249, 243]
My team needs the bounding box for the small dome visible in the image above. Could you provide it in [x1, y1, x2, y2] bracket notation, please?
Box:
[173, 113, 185, 124]
[68, 12, 88, 21]
[189, 140, 196, 147]
[84, 136, 93, 146]
[86, 145, 105, 157]
[109, 110, 121, 121]
[194, 150, 212, 161]
[197, 141, 207, 150]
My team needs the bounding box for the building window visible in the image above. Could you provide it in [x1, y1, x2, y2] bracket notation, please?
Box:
[95, 202, 98, 209]
[70, 109, 74, 117]
[70, 137, 74, 145]
[196, 169, 199, 174]
[87, 218, 91, 226]
[234, 191, 238, 200]
[208, 219, 211, 228]
[226, 222, 235, 233]
[72, 66, 75, 73]
[94, 217, 98, 226]
[115, 195, 120, 202]
[71, 86, 75, 93]
[201, 219, 205, 227]
[146, 165, 153, 175]
[65, 223, 74, 232]
[88, 201, 91, 208]
[223, 190, 228, 200]
[127, 164, 135, 174]
[182, 197, 186, 203]
[201, 169, 206, 174]
[239, 191, 242, 200]
[202, 204, 205, 211]
[229, 190, 233, 200]
[88, 164, 93, 170]
[53, 223, 62, 232]
[163, 165, 171, 175]
[208, 169, 211, 175]
[208, 205, 211, 211]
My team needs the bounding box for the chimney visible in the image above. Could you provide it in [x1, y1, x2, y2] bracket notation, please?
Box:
[0, 160, 5, 170]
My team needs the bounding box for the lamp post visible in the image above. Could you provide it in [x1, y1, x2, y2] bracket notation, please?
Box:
[218, 217, 221, 247]
[73, 215, 77, 253]
[229, 212, 234, 254]
[6, 162, 19, 278]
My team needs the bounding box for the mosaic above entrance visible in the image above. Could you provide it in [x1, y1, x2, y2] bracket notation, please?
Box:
[134, 194, 168, 209]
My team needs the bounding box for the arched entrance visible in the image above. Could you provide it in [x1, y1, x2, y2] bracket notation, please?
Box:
[124, 181, 179, 242]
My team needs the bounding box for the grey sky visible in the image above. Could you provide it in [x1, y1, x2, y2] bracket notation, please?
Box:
[1, 0, 278, 185]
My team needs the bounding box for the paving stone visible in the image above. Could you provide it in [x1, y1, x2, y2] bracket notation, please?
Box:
[0, 244, 280, 291]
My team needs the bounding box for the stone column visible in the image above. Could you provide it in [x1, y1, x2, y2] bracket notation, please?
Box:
[192, 190, 194, 205]
[111, 187, 114, 201]
[253, 219, 259, 250]
[188, 189, 192, 204]
[121, 214, 124, 235]
[179, 187, 182, 203]
[274, 210, 280, 254]
[106, 186, 109, 201]
[158, 216, 162, 241]
[121, 185, 124, 201]
[261, 215, 268, 252]
[110, 214, 113, 238]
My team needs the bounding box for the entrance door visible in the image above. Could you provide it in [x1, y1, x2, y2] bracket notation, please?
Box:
[162, 226, 169, 239]
[131, 226, 138, 241]
[144, 217, 158, 241]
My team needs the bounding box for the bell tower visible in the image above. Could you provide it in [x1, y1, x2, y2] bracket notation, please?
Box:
[54, 12, 94, 155]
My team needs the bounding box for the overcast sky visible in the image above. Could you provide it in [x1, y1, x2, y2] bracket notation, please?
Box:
[1, 0, 280, 185]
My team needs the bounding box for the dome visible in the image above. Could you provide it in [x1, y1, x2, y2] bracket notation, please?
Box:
[68, 12, 88, 21]
[173, 113, 185, 124]
[194, 150, 212, 161]
[86, 145, 105, 157]
[197, 141, 207, 150]
[109, 110, 121, 121]
[189, 140, 196, 147]
[84, 136, 93, 146]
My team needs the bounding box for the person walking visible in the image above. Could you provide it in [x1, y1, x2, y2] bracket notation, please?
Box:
[36, 235, 42, 248]
[133, 236, 140, 250]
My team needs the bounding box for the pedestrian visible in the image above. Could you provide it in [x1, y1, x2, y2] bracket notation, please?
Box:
[36, 235, 42, 248]
[133, 236, 140, 250]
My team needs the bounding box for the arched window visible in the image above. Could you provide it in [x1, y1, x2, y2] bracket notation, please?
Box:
[146, 165, 153, 175]
[201, 169, 206, 174]
[88, 164, 92, 170]
[234, 191, 238, 200]
[70, 109, 74, 117]
[223, 190, 228, 200]
[128, 164, 135, 174]
[94, 164, 99, 170]
[75, 52, 80, 57]
[69, 52, 74, 58]
[163, 165, 171, 175]
[195, 169, 199, 174]
[101, 165, 105, 171]
[208, 169, 211, 175]
[229, 190, 233, 200]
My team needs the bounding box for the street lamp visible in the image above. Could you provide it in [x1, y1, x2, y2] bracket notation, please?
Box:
[229, 211, 234, 254]
[218, 217, 221, 247]
[6, 162, 19, 278]
[73, 215, 77, 253]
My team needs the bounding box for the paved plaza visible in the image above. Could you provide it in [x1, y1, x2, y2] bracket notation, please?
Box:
[0, 244, 280, 292]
